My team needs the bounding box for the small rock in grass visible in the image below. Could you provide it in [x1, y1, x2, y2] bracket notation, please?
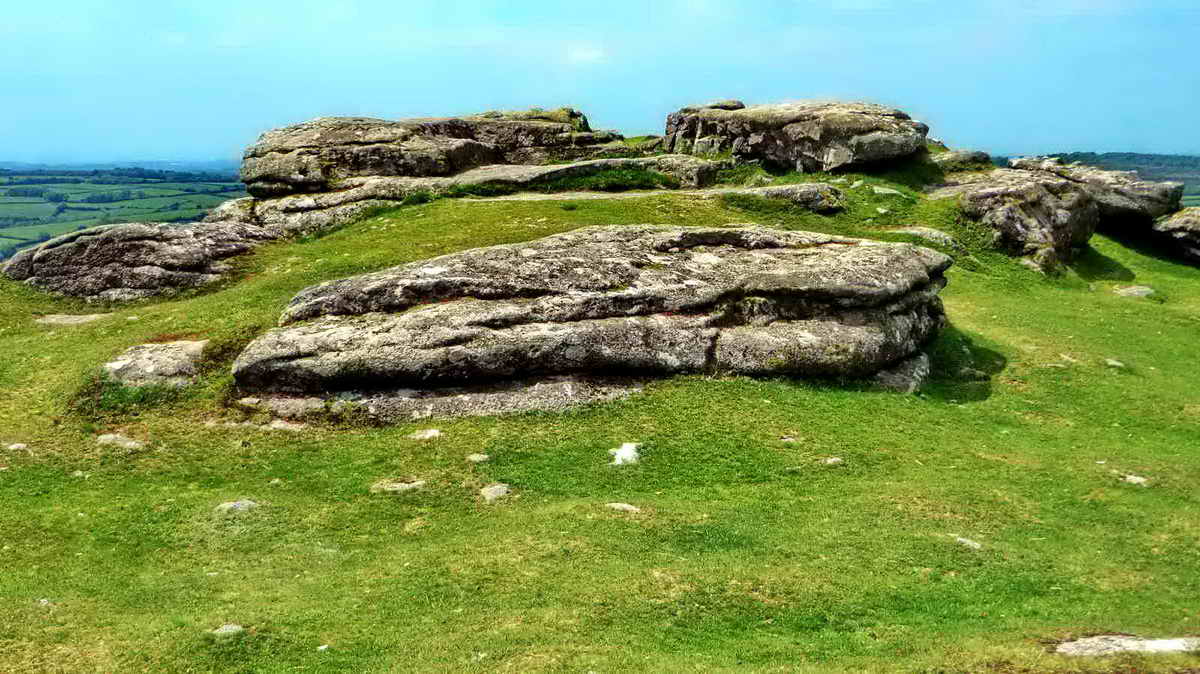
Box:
[317, 644, 330, 652]
[609, 442, 641, 465]
[96, 434, 144, 450]
[37, 598, 54, 608]
[605, 502, 641, 513]
[267, 419, 306, 432]
[7, 443, 28, 451]
[35, 313, 111, 326]
[408, 429, 442, 441]
[370, 479, 426, 494]
[1105, 359, 1126, 369]
[876, 207, 889, 214]
[480, 483, 510, 503]
[71, 470, 86, 478]
[780, 435, 797, 443]
[955, 536, 982, 550]
[823, 457, 844, 466]
[1056, 634, 1200, 656]
[851, 180, 865, 189]
[237, 397, 262, 409]
[466, 453, 490, 463]
[268, 478, 283, 486]
[1114, 285, 1155, 298]
[211, 624, 246, 641]
[872, 186, 904, 196]
[215, 500, 258, 515]
[1122, 474, 1149, 486]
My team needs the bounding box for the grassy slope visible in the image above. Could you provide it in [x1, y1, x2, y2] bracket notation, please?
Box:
[1, 171, 1199, 672]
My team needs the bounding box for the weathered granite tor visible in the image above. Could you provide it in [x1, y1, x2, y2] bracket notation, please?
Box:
[930, 156, 1184, 271]
[233, 225, 951, 419]
[1153, 208, 1200, 262]
[241, 108, 629, 197]
[3, 220, 276, 302]
[664, 100, 929, 172]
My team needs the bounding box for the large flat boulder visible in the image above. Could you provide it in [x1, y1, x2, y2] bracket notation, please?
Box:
[241, 108, 626, 197]
[1153, 208, 1200, 263]
[104, 340, 209, 387]
[2, 221, 275, 302]
[663, 101, 928, 172]
[233, 225, 951, 418]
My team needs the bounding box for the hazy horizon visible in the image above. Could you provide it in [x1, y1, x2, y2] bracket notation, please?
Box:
[4, 0, 1198, 164]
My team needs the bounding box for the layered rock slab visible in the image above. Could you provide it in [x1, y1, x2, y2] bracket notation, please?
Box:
[241, 108, 627, 197]
[233, 226, 951, 417]
[663, 101, 928, 172]
[2, 221, 275, 302]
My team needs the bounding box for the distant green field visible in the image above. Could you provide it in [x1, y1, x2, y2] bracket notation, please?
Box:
[0, 171, 246, 260]
[1183, 194, 1200, 207]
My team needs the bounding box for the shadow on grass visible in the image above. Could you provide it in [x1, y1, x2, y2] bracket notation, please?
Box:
[922, 323, 1008, 403]
[1068, 244, 1135, 281]
[1096, 224, 1199, 276]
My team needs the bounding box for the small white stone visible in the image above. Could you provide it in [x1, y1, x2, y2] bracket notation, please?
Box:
[1114, 285, 1155, 298]
[780, 436, 796, 443]
[370, 479, 426, 494]
[317, 644, 330, 652]
[609, 443, 641, 465]
[215, 500, 258, 515]
[955, 536, 982, 550]
[7, 443, 28, 451]
[605, 502, 641, 513]
[851, 180, 865, 189]
[872, 186, 904, 196]
[268, 478, 283, 486]
[823, 457, 844, 465]
[237, 397, 262, 408]
[466, 453, 490, 463]
[267, 419, 306, 432]
[1122, 474, 1148, 486]
[71, 470, 86, 478]
[876, 207, 889, 214]
[480, 483, 510, 503]
[407, 429, 441, 441]
[1105, 359, 1126, 369]
[96, 434, 144, 450]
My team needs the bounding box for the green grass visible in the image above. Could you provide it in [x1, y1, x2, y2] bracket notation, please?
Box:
[2, 174, 1200, 672]
[1183, 194, 1199, 208]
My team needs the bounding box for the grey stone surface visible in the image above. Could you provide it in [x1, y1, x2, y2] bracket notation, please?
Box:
[1056, 635, 1200, 656]
[240, 108, 625, 197]
[96, 433, 144, 450]
[891, 227, 966, 252]
[664, 101, 928, 171]
[103, 340, 208, 388]
[1113, 285, 1155, 297]
[873, 352, 930, 393]
[930, 169, 1100, 271]
[35, 314, 111, 326]
[370, 479, 426, 494]
[1153, 207, 1200, 263]
[3, 220, 275, 302]
[480, 483, 510, 503]
[211, 624, 246, 641]
[1010, 157, 1183, 222]
[232, 226, 951, 418]
[605, 502, 642, 513]
[215, 500, 258, 515]
[735, 183, 845, 213]
[931, 150, 992, 172]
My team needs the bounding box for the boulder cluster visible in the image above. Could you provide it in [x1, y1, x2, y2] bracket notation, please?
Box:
[3, 96, 1194, 417]
[931, 156, 1186, 270]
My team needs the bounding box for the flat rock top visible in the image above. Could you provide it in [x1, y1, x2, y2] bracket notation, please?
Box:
[281, 225, 952, 325]
[1158, 207, 1200, 231]
[675, 101, 920, 128]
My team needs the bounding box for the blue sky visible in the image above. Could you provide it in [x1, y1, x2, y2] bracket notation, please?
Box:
[3, 0, 1198, 163]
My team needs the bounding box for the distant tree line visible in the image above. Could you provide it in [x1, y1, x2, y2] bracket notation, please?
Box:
[0, 166, 239, 184]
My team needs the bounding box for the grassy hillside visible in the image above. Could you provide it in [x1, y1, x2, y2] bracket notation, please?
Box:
[1, 166, 1199, 672]
[0, 168, 246, 260]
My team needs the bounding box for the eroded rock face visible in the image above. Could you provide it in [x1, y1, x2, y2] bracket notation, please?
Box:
[1009, 157, 1183, 222]
[930, 168, 1099, 270]
[241, 108, 627, 197]
[930, 157, 1185, 271]
[1153, 207, 1200, 262]
[664, 101, 928, 172]
[233, 225, 950, 418]
[2, 221, 275, 302]
[931, 150, 992, 172]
